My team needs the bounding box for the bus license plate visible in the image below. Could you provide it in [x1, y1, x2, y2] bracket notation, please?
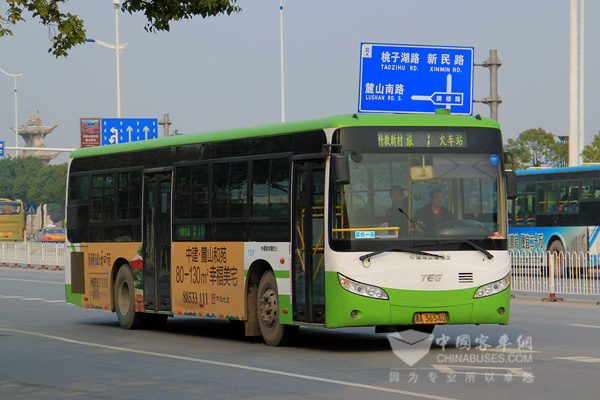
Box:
[414, 312, 447, 324]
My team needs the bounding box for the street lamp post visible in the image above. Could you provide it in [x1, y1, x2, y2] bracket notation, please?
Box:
[114, 0, 122, 118]
[85, 0, 126, 119]
[280, 0, 287, 123]
[0, 67, 23, 157]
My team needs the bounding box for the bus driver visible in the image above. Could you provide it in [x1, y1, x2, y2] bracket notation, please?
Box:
[415, 188, 454, 232]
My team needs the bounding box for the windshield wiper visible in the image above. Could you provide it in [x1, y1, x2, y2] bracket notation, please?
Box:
[359, 247, 445, 262]
[412, 240, 494, 260]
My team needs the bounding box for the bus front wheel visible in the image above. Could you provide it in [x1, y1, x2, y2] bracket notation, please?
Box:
[114, 264, 143, 330]
[257, 270, 298, 346]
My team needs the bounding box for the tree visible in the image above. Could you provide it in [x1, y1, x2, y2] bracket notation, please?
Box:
[0, 0, 241, 57]
[0, 156, 67, 207]
[582, 131, 600, 163]
[504, 128, 567, 170]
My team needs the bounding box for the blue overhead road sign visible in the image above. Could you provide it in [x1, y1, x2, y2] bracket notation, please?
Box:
[102, 118, 158, 146]
[0, 141, 4, 157]
[358, 43, 474, 115]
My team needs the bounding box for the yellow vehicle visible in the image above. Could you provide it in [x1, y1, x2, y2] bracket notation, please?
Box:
[0, 199, 25, 242]
[33, 227, 66, 242]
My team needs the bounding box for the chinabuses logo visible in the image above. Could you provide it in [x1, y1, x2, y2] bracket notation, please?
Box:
[387, 329, 434, 367]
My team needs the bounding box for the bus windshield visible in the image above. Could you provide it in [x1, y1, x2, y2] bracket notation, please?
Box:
[331, 127, 505, 251]
[0, 202, 22, 215]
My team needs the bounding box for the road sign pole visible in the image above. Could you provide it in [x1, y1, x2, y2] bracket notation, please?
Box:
[474, 49, 502, 121]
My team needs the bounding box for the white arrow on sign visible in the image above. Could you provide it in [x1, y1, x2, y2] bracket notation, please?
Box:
[143, 126, 150, 138]
[411, 73, 458, 109]
[109, 127, 119, 144]
[126, 126, 133, 141]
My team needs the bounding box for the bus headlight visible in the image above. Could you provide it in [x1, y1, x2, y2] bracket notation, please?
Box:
[338, 273, 389, 300]
[474, 273, 511, 298]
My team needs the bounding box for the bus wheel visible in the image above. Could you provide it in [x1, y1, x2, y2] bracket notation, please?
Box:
[114, 264, 143, 330]
[547, 241, 566, 278]
[257, 271, 298, 346]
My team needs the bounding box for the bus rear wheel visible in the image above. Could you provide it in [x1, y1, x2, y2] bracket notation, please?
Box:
[114, 264, 143, 330]
[257, 270, 298, 346]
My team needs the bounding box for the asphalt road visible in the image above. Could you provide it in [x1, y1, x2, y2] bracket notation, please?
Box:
[1, 267, 599, 400]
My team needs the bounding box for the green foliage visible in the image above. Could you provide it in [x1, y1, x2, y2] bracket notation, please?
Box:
[0, 157, 67, 206]
[504, 128, 567, 170]
[582, 131, 600, 163]
[124, 0, 241, 32]
[1, 0, 86, 57]
[1, 0, 240, 57]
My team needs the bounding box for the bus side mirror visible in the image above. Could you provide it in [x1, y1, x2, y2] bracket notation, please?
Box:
[506, 171, 517, 200]
[331, 153, 351, 185]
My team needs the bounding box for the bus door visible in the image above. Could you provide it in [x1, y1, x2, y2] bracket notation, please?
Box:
[142, 171, 173, 312]
[292, 160, 325, 323]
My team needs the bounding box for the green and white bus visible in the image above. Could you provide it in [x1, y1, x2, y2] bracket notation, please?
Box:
[65, 112, 514, 345]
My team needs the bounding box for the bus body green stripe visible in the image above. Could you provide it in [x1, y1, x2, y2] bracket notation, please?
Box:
[65, 284, 82, 307]
[273, 270, 290, 279]
[244, 270, 289, 279]
[71, 114, 500, 158]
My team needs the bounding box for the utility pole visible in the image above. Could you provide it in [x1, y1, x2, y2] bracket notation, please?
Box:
[474, 50, 502, 121]
[279, 0, 286, 123]
[159, 114, 172, 137]
[0, 68, 23, 156]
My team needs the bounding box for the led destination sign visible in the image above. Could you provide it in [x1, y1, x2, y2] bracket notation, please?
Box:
[377, 131, 467, 149]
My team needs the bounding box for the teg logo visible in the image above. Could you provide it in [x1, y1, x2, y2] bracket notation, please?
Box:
[421, 274, 442, 282]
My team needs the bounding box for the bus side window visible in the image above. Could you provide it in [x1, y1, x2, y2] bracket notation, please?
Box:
[537, 182, 556, 213]
[594, 179, 600, 198]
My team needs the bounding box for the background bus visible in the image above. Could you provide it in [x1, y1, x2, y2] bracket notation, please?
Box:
[65, 113, 514, 346]
[0, 198, 25, 241]
[508, 166, 600, 256]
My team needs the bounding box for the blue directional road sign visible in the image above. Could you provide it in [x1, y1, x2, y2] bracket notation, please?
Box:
[0, 141, 4, 157]
[358, 43, 474, 115]
[26, 204, 37, 215]
[101, 118, 159, 146]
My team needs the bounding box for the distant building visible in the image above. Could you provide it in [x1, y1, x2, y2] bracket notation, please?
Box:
[15, 110, 60, 164]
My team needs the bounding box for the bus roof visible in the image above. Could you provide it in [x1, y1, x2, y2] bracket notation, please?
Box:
[516, 165, 600, 176]
[71, 113, 500, 159]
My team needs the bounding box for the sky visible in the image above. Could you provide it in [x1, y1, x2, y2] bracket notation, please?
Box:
[0, 0, 598, 165]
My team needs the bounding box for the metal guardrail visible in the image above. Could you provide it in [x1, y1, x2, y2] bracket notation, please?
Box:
[0, 242, 65, 270]
[511, 250, 600, 299]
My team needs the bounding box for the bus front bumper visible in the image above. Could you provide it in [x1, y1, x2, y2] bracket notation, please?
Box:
[325, 276, 511, 328]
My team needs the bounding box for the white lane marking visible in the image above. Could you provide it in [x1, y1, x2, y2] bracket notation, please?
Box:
[0, 328, 458, 400]
[554, 356, 600, 363]
[568, 323, 600, 329]
[0, 277, 63, 285]
[0, 295, 64, 303]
